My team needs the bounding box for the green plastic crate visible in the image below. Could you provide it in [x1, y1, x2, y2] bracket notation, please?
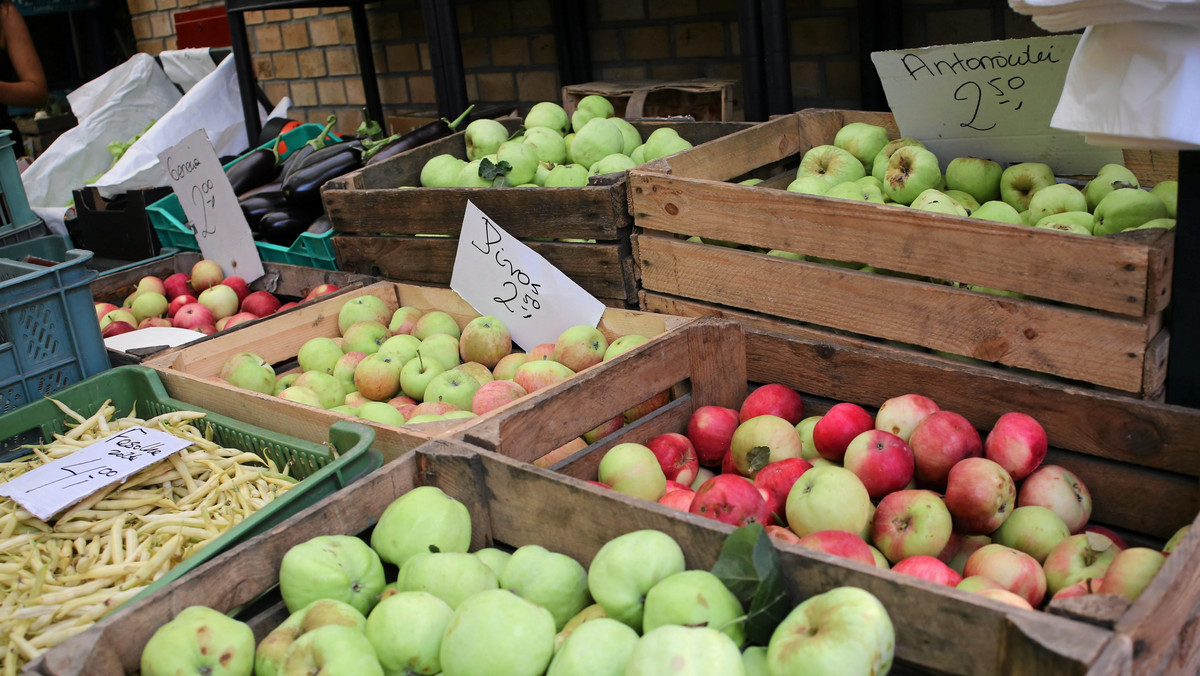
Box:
[146, 122, 340, 269]
[0, 365, 383, 606]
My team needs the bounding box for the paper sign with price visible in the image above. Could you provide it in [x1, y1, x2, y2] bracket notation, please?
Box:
[871, 36, 1121, 174]
[0, 427, 192, 521]
[451, 201, 605, 351]
[159, 129, 265, 282]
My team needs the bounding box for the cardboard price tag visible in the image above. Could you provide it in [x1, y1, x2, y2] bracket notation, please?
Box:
[0, 426, 192, 521]
[450, 201, 605, 351]
[871, 36, 1122, 173]
[159, 129, 265, 282]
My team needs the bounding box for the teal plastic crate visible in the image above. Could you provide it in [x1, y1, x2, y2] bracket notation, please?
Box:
[0, 233, 178, 279]
[0, 365, 383, 606]
[146, 122, 340, 269]
[0, 244, 109, 414]
[0, 129, 40, 234]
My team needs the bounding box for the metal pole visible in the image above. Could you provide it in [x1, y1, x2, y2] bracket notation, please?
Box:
[738, 0, 766, 122]
[1166, 149, 1200, 406]
[349, 2, 384, 128]
[226, 9, 261, 146]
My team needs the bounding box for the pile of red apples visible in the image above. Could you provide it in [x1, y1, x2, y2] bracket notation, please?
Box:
[594, 385, 1185, 613]
[94, 259, 340, 338]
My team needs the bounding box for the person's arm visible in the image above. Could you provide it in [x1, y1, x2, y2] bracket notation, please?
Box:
[0, 4, 45, 108]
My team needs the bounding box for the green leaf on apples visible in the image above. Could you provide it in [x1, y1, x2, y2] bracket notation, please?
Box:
[479, 158, 512, 181]
[711, 524, 790, 646]
[748, 446, 772, 475]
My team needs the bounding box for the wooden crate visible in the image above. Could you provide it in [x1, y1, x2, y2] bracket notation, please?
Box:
[20, 437, 1114, 676]
[463, 316, 1200, 675]
[143, 281, 688, 464]
[562, 78, 740, 121]
[629, 108, 1178, 398]
[91, 252, 379, 365]
[322, 117, 752, 308]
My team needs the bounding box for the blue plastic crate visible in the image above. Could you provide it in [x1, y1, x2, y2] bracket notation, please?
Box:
[146, 122, 340, 270]
[0, 129, 41, 237]
[0, 246, 110, 414]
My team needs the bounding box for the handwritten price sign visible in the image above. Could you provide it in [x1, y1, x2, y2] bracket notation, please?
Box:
[871, 36, 1121, 174]
[0, 427, 192, 521]
[450, 201, 605, 351]
[159, 129, 265, 282]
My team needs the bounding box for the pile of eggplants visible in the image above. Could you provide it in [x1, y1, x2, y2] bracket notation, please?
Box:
[231, 106, 475, 248]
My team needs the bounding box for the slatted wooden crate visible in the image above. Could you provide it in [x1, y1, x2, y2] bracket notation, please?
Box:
[143, 281, 688, 464]
[463, 316, 1200, 675]
[629, 108, 1178, 398]
[562, 78, 740, 122]
[322, 117, 751, 308]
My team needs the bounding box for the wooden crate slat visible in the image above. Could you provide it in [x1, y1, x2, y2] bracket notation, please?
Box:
[637, 234, 1157, 393]
[641, 293, 1200, 477]
[630, 174, 1172, 317]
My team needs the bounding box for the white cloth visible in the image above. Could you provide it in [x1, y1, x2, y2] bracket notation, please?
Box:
[157, 48, 221, 92]
[1010, 0, 1200, 31]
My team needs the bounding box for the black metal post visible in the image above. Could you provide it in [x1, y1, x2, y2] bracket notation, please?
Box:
[349, 2, 384, 128]
[551, 1, 592, 87]
[421, 0, 469, 120]
[858, 0, 904, 111]
[1166, 149, 1200, 406]
[738, 0, 766, 122]
[226, 9, 261, 146]
[761, 0, 792, 116]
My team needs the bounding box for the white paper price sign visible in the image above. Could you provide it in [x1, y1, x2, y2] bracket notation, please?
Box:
[0, 426, 192, 521]
[159, 129, 265, 282]
[450, 201, 605, 351]
[871, 36, 1121, 173]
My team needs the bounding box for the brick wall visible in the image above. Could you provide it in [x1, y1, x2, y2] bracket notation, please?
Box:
[124, 0, 1048, 137]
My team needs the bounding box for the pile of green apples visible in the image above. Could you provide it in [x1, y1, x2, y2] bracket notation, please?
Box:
[774, 121, 1178, 236]
[218, 295, 653, 427]
[417, 95, 695, 188]
[138, 486, 897, 676]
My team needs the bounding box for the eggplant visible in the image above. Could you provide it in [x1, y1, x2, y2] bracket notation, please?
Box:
[307, 214, 332, 235]
[240, 191, 288, 230]
[237, 178, 282, 201]
[279, 115, 340, 186]
[365, 105, 474, 166]
[225, 134, 283, 195]
[282, 142, 364, 212]
[259, 207, 320, 246]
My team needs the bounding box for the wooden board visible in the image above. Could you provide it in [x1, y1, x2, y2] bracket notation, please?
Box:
[562, 78, 739, 121]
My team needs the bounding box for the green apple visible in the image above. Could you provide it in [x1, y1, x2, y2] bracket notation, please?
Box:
[871, 137, 925, 182]
[743, 645, 770, 676]
[141, 605, 255, 676]
[501, 544, 591, 630]
[1102, 547, 1166, 601]
[388, 306, 423, 334]
[219, 352, 276, 395]
[465, 118, 510, 161]
[378, 333, 421, 363]
[940, 189, 978, 214]
[588, 529, 686, 632]
[610, 117, 643, 155]
[411, 310, 460, 340]
[456, 159, 492, 187]
[945, 156, 1003, 204]
[370, 485, 471, 567]
[130, 291, 168, 323]
[991, 505, 1070, 563]
[786, 175, 833, 195]
[642, 127, 693, 162]
[544, 163, 590, 187]
[474, 547, 512, 578]
[1084, 163, 1140, 211]
[1027, 182, 1087, 223]
[570, 117, 624, 169]
[910, 188, 969, 216]
[341, 320, 390, 356]
[767, 587, 894, 676]
[883, 146, 942, 205]
[1093, 187, 1170, 235]
[825, 180, 885, 203]
[522, 126, 569, 164]
[423, 369, 480, 411]
[279, 535, 386, 615]
[1150, 180, 1178, 218]
[420, 154, 468, 187]
[626, 625, 745, 676]
[767, 249, 805, 260]
[1020, 209, 1038, 226]
[971, 200, 1023, 225]
[495, 140, 540, 186]
[590, 152, 637, 176]
[643, 570, 745, 646]
[1165, 525, 1190, 554]
[332, 352, 366, 394]
[458, 315, 510, 367]
[833, 122, 889, 172]
[440, 588, 556, 676]
[365, 591, 453, 676]
[526, 101, 571, 135]
[293, 370, 345, 409]
[398, 551, 499, 608]
[256, 599, 366, 676]
[603, 334, 649, 360]
[279, 624, 383, 676]
[1035, 211, 1095, 235]
[796, 144, 865, 187]
[554, 324, 608, 371]
[278, 385, 322, 408]
[1043, 533, 1119, 596]
[1136, 217, 1176, 230]
[273, 373, 300, 396]
[795, 415, 821, 460]
[357, 401, 406, 426]
[547, 617, 639, 676]
[338, 295, 391, 334]
[999, 162, 1056, 213]
[571, 94, 615, 133]
[598, 443, 667, 501]
[786, 465, 873, 538]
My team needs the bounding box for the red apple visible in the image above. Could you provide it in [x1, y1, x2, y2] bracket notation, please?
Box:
[137, 317, 173, 329]
[796, 530, 875, 566]
[94, 302, 119, 322]
[871, 489, 954, 564]
[874, 393, 941, 442]
[1082, 524, 1128, 551]
[948, 535, 992, 575]
[101, 321, 135, 338]
[812, 402, 874, 462]
[172, 303, 216, 330]
[842, 429, 915, 499]
[892, 555, 962, 587]
[766, 524, 803, 544]
[189, 259, 224, 292]
[975, 588, 1035, 610]
[753, 458, 812, 525]
[664, 480, 690, 494]
[739, 383, 804, 424]
[222, 312, 260, 330]
[220, 276, 250, 304]
[943, 457, 1016, 535]
[721, 448, 739, 476]
[526, 343, 556, 361]
[163, 272, 193, 300]
[908, 410, 983, 489]
[1018, 465, 1091, 534]
[686, 405, 741, 467]
[586, 480, 610, 489]
[470, 379, 528, 415]
[195, 324, 217, 335]
[964, 544, 1047, 607]
[657, 488, 695, 511]
[624, 390, 670, 424]
[984, 411, 1047, 481]
[689, 474, 772, 527]
[646, 433, 700, 486]
[304, 283, 340, 301]
[168, 294, 198, 319]
[1050, 578, 1104, 601]
[241, 290, 283, 317]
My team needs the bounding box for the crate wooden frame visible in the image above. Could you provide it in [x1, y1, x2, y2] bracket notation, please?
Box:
[321, 117, 752, 308]
[462, 316, 1200, 675]
[561, 78, 739, 122]
[143, 281, 688, 463]
[629, 108, 1178, 397]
